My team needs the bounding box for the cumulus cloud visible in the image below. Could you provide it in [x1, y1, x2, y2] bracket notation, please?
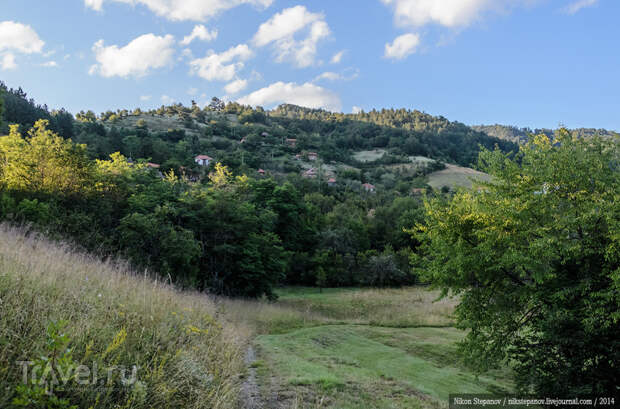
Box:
[352, 106, 363, 114]
[224, 79, 249, 95]
[161, 95, 175, 104]
[89, 33, 175, 78]
[84, 0, 273, 22]
[189, 44, 253, 82]
[0, 21, 45, 54]
[42, 61, 58, 67]
[563, 0, 598, 14]
[181, 25, 218, 45]
[1, 53, 17, 70]
[253, 6, 330, 68]
[385, 33, 420, 60]
[330, 50, 345, 64]
[237, 81, 341, 111]
[140, 95, 152, 101]
[381, 0, 535, 28]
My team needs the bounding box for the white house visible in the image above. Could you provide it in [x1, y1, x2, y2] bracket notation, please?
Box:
[195, 155, 213, 167]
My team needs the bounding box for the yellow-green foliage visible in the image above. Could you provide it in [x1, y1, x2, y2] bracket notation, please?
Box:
[0, 224, 245, 409]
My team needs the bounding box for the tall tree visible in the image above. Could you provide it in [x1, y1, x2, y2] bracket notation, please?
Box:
[416, 131, 619, 394]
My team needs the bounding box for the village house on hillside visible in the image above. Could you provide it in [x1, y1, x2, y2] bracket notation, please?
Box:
[307, 152, 318, 161]
[194, 155, 213, 167]
[328, 178, 337, 187]
[285, 138, 297, 148]
[362, 183, 376, 193]
[303, 168, 317, 178]
[257, 169, 266, 176]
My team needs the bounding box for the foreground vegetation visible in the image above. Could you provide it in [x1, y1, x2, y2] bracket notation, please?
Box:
[0, 225, 245, 409]
[231, 287, 513, 408]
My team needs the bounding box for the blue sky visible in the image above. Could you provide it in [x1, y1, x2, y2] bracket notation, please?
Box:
[0, 0, 618, 130]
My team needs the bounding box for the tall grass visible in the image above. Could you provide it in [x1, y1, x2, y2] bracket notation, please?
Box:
[0, 224, 245, 409]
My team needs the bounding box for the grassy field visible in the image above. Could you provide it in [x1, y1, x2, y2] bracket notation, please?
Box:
[353, 149, 387, 162]
[0, 225, 245, 409]
[229, 287, 513, 408]
[427, 164, 492, 189]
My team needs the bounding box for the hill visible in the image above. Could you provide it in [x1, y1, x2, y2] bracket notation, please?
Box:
[0, 224, 243, 409]
[472, 124, 618, 143]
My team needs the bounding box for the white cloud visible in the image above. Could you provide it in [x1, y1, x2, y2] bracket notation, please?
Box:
[187, 87, 198, 95]
[0, 21, 45, 54]
[161, 95, 174, 104]
[385, 33, 420, 60]
[225, 79, 248, 95]
[313, 69, 359, 82]
[352, 106, 363, 114]
[180, 25, 218, 45]
[84, 0, 273, 22]
[85, 0, 104, 11]
[189, 44, 253, 82]
[238, 81, 341, 111]
[0, 53, 17, 70]
[140, 95, 152, 101]
[89, 33, 175, 78]
[563, 0, 598, 14]
[381, 0, 535, 29]
[42, 61, 58, 67]
[330, 50, 345, 64]
[253, 6, 330, 68]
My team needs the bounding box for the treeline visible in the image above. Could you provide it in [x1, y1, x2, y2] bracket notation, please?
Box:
[473, 123, 619, 143]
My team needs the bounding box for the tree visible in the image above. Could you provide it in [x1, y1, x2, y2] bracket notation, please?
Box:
[415, 131, 619, 394]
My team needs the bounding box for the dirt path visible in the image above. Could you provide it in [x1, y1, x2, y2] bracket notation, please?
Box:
[241, 345, 263, 409]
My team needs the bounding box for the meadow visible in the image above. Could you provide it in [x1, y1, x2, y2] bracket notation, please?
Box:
[223, 287, 513, 408]
[0, 225, 514, 409]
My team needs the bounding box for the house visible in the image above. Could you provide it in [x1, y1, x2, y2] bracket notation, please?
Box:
[362, 183, 376, 192]
[261, 132, 270, 137]
[146, 162, 160, 169]
[307, 152, 318, 161]
[412, 188, 426, 195]
[257, 169, 266, 176]
[285, 138, 297, 147]
[195, 155, 213, 167]
[303, 168, 317, 178]
[294, 154, 302, 160]
[327, 178, 337, 187]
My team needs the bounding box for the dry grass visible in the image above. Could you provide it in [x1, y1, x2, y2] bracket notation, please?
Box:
[427, 164, 492, 189]
[276, 287, 457, 328]
[0, 224, 245, 409]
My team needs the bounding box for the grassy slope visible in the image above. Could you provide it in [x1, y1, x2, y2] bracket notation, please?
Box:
[0, 225, 245, 409]
[241, 287, 513, 408]
[427, 164, 492, 189]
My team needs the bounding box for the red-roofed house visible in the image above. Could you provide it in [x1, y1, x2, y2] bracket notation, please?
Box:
[146, 162, 160, 169]
[328, 178, 337, 187]
[285, 138, 297, 147]
[362, 183, 376, 192]
[195, 155, 213, 167]
[257, 169, 266, 175]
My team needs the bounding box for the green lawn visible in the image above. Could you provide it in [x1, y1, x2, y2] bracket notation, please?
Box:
[244, 287, 513, 408]
[427, 164, 492, 189]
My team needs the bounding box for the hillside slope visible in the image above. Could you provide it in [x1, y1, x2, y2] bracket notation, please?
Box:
[0, 225, 245, 409]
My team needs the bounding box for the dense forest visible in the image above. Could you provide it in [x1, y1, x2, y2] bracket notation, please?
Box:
[0, 82, 517, 298]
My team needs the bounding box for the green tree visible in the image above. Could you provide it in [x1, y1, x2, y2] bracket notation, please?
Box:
[415, 131, 619, 394]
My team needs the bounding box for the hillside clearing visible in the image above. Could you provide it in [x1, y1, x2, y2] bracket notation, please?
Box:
[427, 164, 491, 189]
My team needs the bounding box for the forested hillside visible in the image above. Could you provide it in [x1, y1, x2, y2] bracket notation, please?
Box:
[473, 123, 618, 143]
[0, 84, 516, 298]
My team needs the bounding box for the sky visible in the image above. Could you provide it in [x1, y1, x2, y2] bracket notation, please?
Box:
[0, 0, 618, 130]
